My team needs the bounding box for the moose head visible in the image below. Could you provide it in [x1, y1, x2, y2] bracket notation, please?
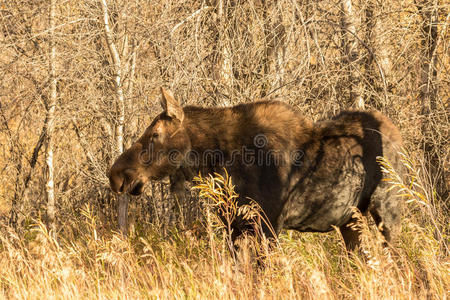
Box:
[108, 88, 191, 195]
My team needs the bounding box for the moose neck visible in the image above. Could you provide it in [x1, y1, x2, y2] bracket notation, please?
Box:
[182, 105, 235, 153]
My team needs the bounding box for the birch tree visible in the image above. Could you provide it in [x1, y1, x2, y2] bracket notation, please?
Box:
[340, 0, 364, 108]
[213, 0, 233, 106]
[100, 0, 129, 234]
[100, 0, 125, 155]
[262, 0, 285, 96]
[45, 0, 57, 234]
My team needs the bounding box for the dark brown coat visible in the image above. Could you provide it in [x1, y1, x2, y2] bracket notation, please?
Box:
[109, 88, 403, 249]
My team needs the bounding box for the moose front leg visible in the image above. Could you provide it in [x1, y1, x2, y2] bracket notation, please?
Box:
[169, 170, 188, 225]
[170, 169, 188, 203]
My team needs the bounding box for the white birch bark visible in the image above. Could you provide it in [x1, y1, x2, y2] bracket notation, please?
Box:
[340, 0, 364, 109]
[216, 0, 232, 106]
[100, 0, 125, 155]
[263, 2, 285, 96]
[46, 0, 57, 234]
[100, 0, 128, 234]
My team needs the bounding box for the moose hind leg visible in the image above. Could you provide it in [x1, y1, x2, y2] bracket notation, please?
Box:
[369, 183, 402, 246]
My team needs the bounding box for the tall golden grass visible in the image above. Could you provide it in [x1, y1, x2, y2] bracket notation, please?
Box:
[0, 153, 448, 299]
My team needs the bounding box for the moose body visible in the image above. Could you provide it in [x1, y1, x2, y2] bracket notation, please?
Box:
[109, 88, 403, 249]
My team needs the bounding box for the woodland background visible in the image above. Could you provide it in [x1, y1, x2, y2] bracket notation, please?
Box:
[0, 0, 448, 298]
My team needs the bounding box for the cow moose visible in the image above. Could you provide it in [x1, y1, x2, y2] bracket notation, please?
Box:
[108, 88, 403, 251]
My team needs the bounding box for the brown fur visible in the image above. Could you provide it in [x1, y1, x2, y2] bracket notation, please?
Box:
[109, 88, 403, 250]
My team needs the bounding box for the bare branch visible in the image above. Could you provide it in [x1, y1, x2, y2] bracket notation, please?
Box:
[170, 6, 212, 37]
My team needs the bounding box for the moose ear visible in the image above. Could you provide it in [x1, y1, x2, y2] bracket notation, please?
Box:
[160, 87, 184, 122]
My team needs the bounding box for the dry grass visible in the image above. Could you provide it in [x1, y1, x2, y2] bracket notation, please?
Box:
[1, 154, 448, 299]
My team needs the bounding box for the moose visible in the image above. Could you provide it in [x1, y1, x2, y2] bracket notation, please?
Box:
[108, 88, 403, 250]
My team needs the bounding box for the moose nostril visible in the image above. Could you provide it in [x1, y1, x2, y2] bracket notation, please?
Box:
[118, 178, 125, 193]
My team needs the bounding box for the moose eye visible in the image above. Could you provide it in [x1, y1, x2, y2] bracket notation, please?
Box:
[152, 132, 159, 139]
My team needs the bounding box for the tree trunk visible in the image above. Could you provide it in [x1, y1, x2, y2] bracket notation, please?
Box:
[417, 0, 439, 110]
[46, 0, 57, 235]
[213, 0, 233, 106]
[363, 0, 391, 107]
[100, 0, 129, 234]
[416, 0, 448, 202]
[262, 1, 285, 97]
[100, 0, 125, 155]
[125, 40, 138, 147]
[340, 0, 364, 109]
